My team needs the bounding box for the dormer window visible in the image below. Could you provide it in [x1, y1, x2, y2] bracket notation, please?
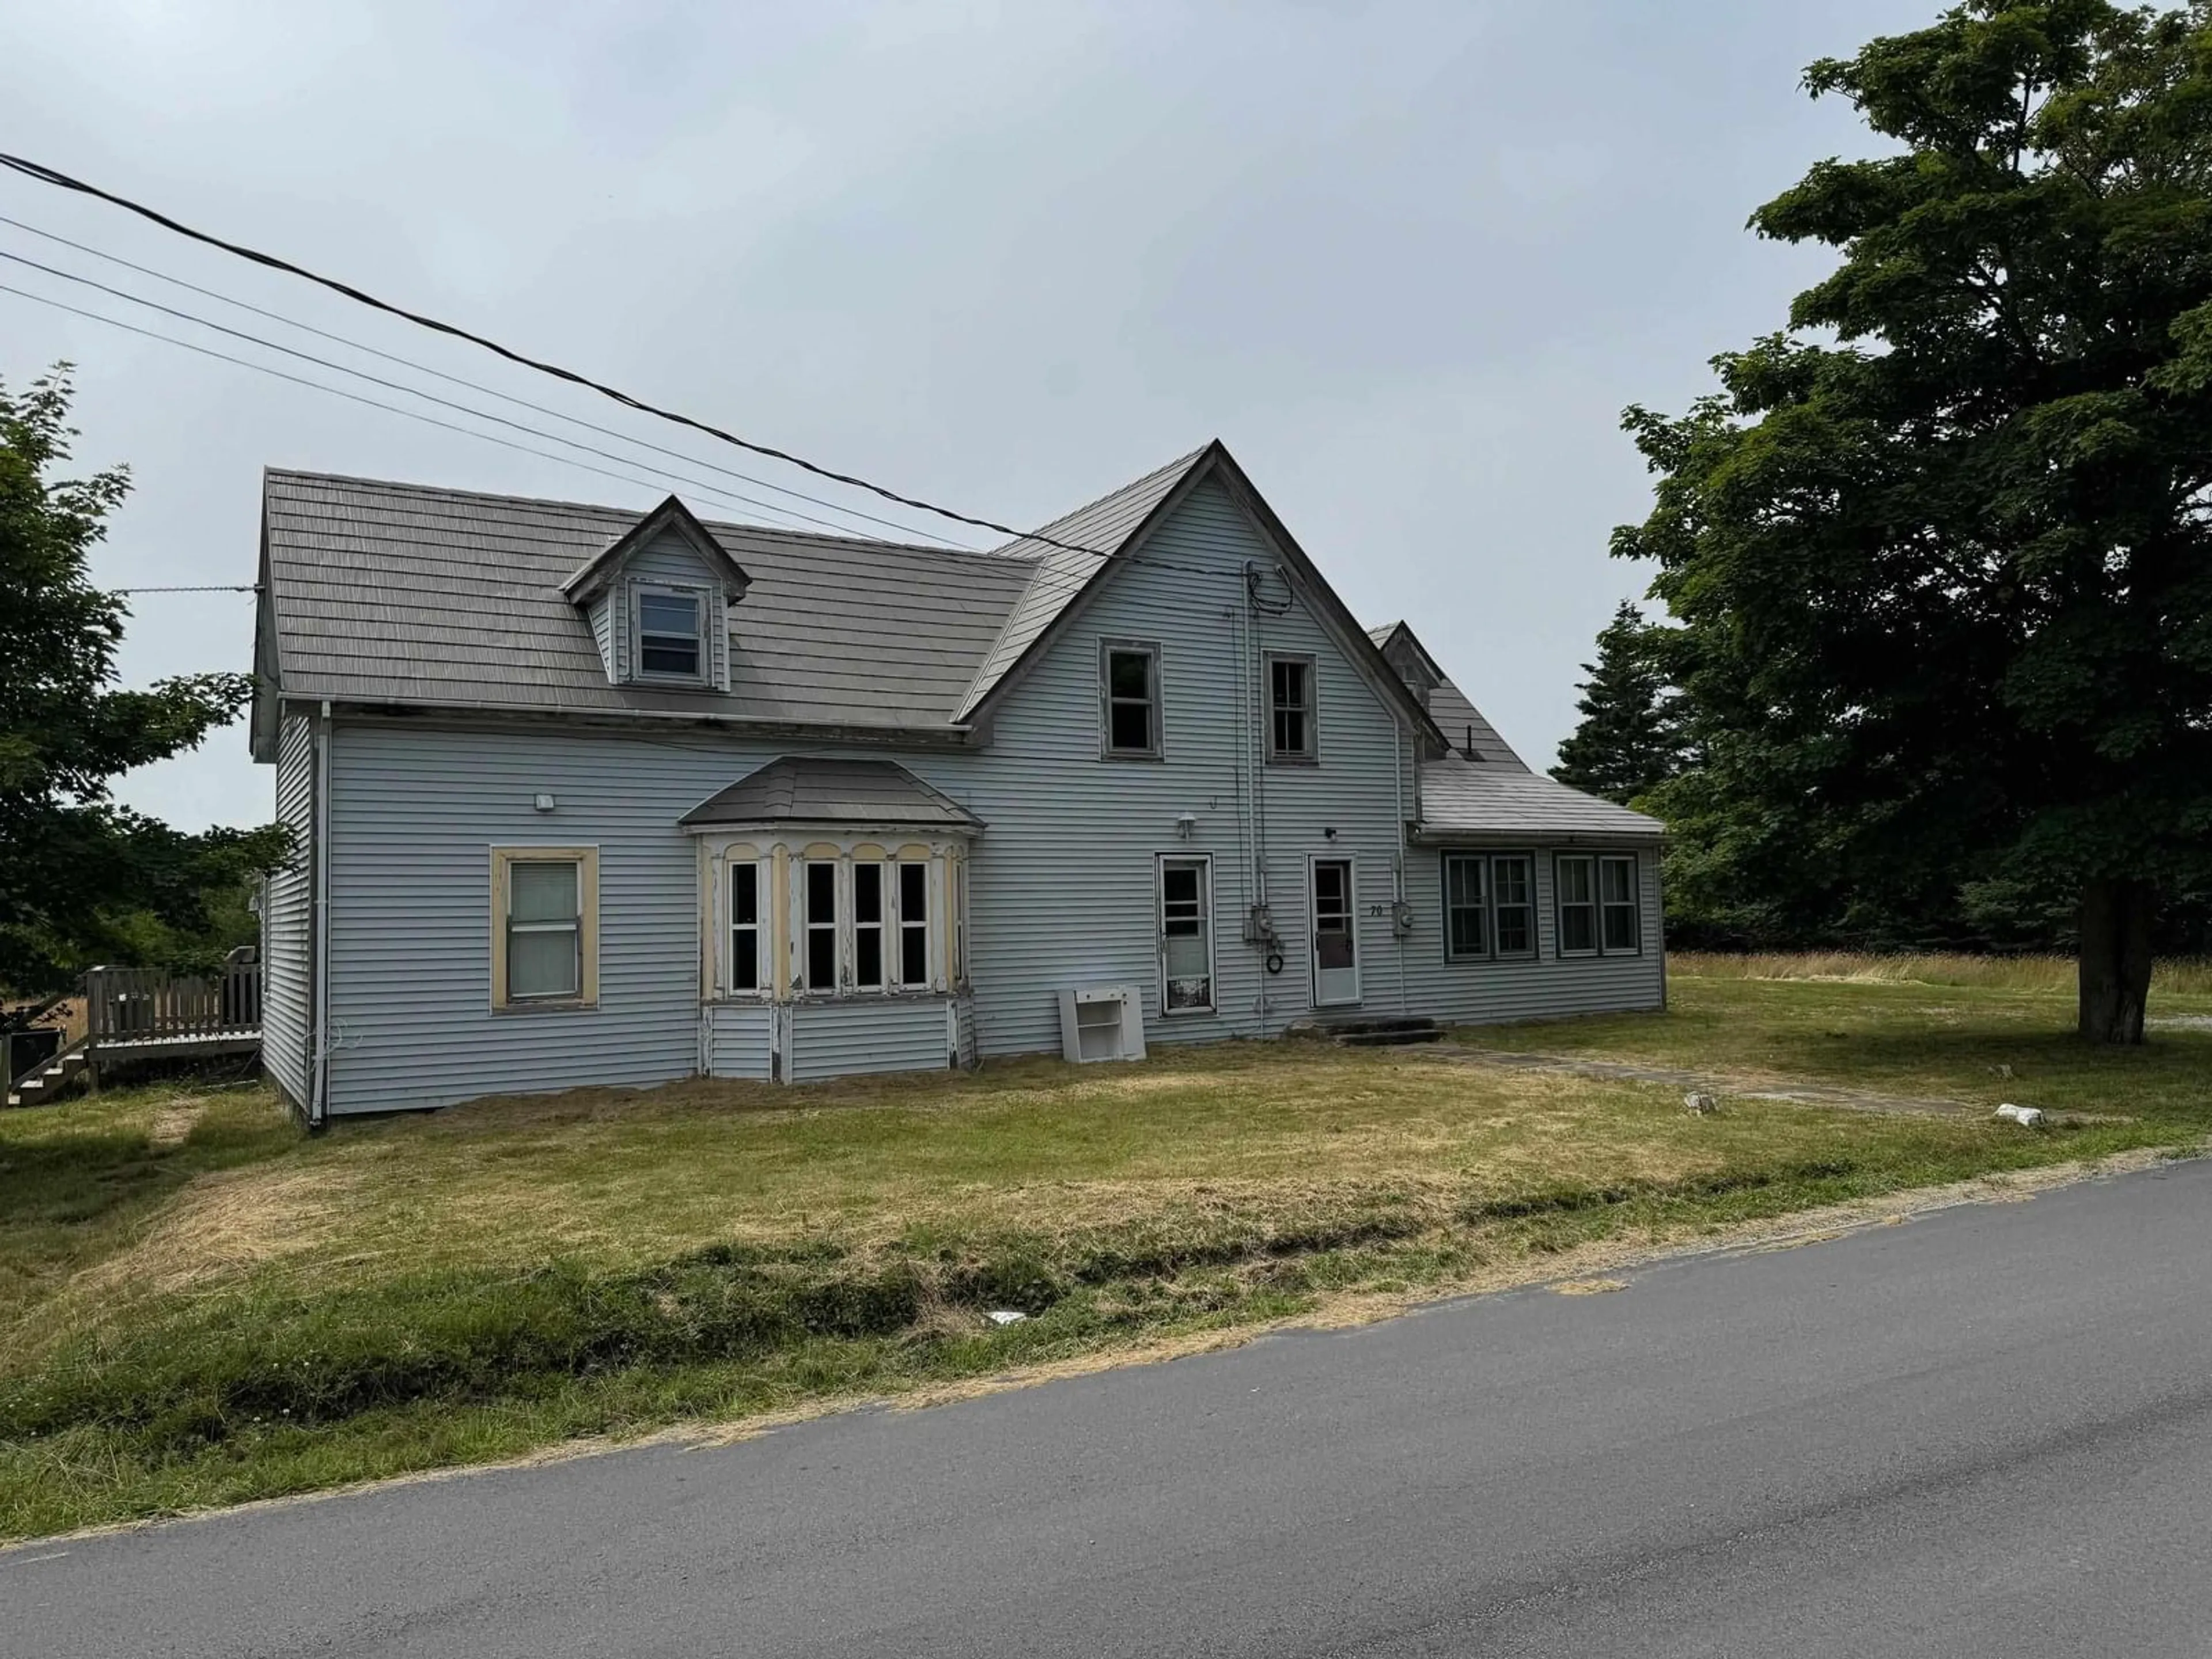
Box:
[635, 586, 704, 681]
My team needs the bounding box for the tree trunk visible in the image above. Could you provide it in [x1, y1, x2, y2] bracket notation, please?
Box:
[2077, 878, 2154, 1044]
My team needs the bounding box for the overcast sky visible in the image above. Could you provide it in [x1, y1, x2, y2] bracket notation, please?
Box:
[3, 1, 1929, 832]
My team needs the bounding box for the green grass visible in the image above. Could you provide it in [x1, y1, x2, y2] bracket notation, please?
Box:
[3, 968, 2207, 1543]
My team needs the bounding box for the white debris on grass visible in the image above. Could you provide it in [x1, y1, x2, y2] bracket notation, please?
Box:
[1683, 1092, 1720, 1115]
[984, 1310, 1028, 1325]
[1994, 1103, 2047, 1128]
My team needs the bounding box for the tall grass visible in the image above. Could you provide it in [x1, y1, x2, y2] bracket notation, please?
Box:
[1669, 951, 2212, 996]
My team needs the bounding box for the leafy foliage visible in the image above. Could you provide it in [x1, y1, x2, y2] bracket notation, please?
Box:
[0, 366, 285, 994]
[1551, 600, 1692, 805]
[1612, 2, 2212, 1032]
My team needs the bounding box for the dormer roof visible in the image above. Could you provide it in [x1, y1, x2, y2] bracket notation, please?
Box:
[560, 494, 752, 604]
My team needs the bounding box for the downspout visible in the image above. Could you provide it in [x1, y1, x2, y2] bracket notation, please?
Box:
[309, 699, 331, 1130]
[1244, 570, 1271, 1032]
[1393, 721, 1409, 1017]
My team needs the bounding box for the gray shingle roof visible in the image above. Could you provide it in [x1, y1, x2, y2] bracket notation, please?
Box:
[263, 470, 1037, 729]
[955, 446, 1210, 720]
[677, 756, 983, 830]
[1366, 621, 1527, 769]
[1416, 756, 1662, 839]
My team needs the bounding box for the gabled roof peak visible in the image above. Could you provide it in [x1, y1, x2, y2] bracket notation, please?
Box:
[562, 494, 752, 603]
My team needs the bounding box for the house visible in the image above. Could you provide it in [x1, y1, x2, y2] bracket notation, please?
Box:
[250, 441, 1663, 1122]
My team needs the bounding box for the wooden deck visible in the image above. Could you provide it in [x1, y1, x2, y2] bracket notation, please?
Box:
[6, 963, 263, 1105]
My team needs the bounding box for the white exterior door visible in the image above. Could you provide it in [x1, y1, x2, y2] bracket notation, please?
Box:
[1310, 857, 1360, 1006]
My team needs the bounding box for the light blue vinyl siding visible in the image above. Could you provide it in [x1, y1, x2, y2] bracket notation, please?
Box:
[788, 998, 954, 1082]
[259, 711, 315, 1107]
[1396, 842, 1665, 1026]
[314, 474, 1659, 1112]
[703, 1002, 774, 1080]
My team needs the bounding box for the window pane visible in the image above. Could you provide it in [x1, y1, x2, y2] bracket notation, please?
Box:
[1109, 700, 1152, 752]
[899, 862, 927, 920]
[641, 639, 698, 676]
[857, 929, 884, 988]
[1494, 858, 1530, 906]
[1446, 857, 1484, 908]
[854, 863, 882, 923]
[510, 861, 578, 924]
[900, 925, 929, 986]
[731, 926, 758, 991]
[1601, 858, 1635, 904]
[1108, 650, 1151, 698]
[638, 592, 698, 635]
[807, 862, 836, 923]
[807, 927, 838, 990]
[508, 925, 578, 998]
[1603, 906, 1639, 952]
[1162, 865, 1198, 910]
[1449, 906, 1487, 957]
[730, 863, 758, 927]
[1560, 907, 1596, 953]
[1558, 858, 1593, 903]
[1495, 908, 1531, 955]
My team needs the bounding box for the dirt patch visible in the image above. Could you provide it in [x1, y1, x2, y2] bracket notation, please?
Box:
[66, 1165, 361, 1308]
[148, 1099, 208, 1149]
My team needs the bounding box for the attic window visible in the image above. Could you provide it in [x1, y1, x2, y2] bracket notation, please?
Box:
[635, 586, 704, 681]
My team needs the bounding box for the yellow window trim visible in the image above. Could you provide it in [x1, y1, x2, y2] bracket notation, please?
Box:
[490, 846, 600, 1012]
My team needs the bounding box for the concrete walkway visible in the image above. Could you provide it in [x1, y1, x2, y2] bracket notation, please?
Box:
[1436, 1045, 1990, 1119]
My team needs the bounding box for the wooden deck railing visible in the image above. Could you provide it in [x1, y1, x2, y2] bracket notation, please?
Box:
[84, 963, 263, 1043]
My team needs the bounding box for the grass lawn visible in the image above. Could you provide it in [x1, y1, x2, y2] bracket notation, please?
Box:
[3, 959, 2207, 1542]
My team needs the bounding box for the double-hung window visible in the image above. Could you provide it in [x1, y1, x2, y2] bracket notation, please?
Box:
[635, 585, 706, 681]
[1555, 853, 1641, 956]
[1441, 852, 1535, 962]
[897, 862, 930, 987]
[729, 860, 762, 993]
[1101, 641, 1161, 759]
[1267, 654, 1316, 763]
[1158, 854, 1215, 1013]
[491, 847, 599, 1009]
[804, 861, 839, 991]
[853, 862, 886, 990]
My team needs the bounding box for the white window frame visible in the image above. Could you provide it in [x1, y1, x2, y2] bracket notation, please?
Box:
[802, 858, 840, 993]
[1266, 652, 1318, 764]
[630, 579, 713, 686]
[1156, 853, 1217, 1016]
[1100, 638, 1164, 760]
[1442, 851, 1537, 963]
[726, 856, 764, 996]
[1554, 852, 1643, 957]
[895, 859, 932, 990]
[851, 859, 887, 992]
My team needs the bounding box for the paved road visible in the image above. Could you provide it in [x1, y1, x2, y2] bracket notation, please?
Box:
[9, 1158, 2212, 1658]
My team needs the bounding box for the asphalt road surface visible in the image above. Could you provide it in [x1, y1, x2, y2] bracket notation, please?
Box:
[9, 1157, 2211, 1658]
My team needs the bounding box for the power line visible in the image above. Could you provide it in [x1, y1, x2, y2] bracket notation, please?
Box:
[0, 149, 1119, 557]
[0, 244, 934, 543]
[1, 278, 1251, 587]
[0, 211, 974, 550]
[0, 279, 830, 527]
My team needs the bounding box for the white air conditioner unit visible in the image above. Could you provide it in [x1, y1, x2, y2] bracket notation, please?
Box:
[1058, 984, 1146, 1064]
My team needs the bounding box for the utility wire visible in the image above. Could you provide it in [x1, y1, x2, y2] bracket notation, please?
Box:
[0, 245, 922, 541]
[0, 279, 830, 527]
[0, 211, 974, 550]
[0, 277, 1251, 586]
[0, 149, 1120, 556]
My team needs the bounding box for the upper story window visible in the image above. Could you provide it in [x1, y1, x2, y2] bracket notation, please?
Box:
[1267, 654, 1316, 763]
[635, 586, 706, 681]
[1101, 640, 1162, 759]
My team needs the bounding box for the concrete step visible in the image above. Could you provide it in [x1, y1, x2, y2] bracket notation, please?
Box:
[1335, 1027, 1446, 1048]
